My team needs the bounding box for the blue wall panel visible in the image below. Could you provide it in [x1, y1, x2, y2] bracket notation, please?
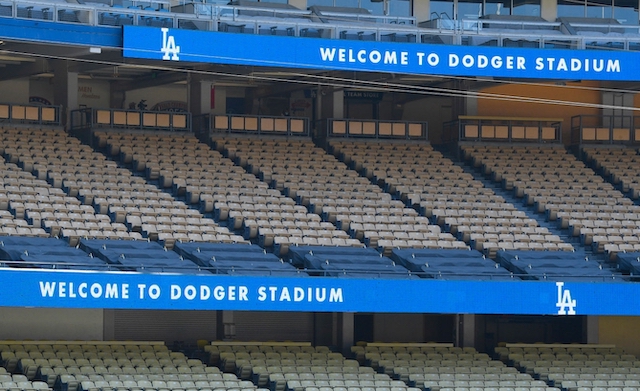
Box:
[124, 26, 640, 81]
[0, 18, 121, 47]
[0, 268, 636, 315]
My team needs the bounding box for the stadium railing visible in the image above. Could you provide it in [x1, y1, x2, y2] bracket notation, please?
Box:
[571, 114, 640, 145]
[4, 0, 640, 50]
[324, 118, 428, 140]
[70, 107, 191, 132]
[0, 102, 60, 125]
[444, 115, 562, 144]
[196, 113, 309, 137]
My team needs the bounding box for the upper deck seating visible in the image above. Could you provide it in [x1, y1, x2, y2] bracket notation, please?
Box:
[217, 137, 467, 255]
[558, 17, 637, 49]
[0, 129, 141, 243]
[583, 147, 640, 198]
[331, 140, 570, 258]
[98, 132, 349, 256]
[90, 132, 244, 246]
[219, 0, 322, 37]
[581, 146, 640, 259]
[309, 5, 417, 42]
[467, 14, 566, 47]
[0, 159, 53, 239]
[462, 144, 639, 259]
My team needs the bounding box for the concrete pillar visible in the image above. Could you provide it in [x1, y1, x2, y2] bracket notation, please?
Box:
[332, 90, 344, 119]
[289, 0, 306, 10]
[413, 0, 430, 24]
[53, 60, 78, 127]
[337, 313, 354, 355]
[586, 316, 599, 343]
[456, 314, 476, 348]
[212, 86, 227, 115]
[188, 75, 214, 116]
[222, 311, 236, 340]
[541, 0, 557, 22]
[466, 95, 478, 116]
[109, 87, 126, 109]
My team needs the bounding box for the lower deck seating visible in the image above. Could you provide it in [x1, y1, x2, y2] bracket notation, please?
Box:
[216, 137, 467, 255]
[462, 144, 638, 259]
[331, 140, 570, 257]
[351, 343, 553, 391]
[1, 341, 260, 391]
[495, 343, 638, 390]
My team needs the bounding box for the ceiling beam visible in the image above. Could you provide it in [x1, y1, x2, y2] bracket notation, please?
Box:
[0, 58, 50, 81]
[111, 70, 188, 92]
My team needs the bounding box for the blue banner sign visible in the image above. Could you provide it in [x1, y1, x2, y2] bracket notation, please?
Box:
[1, 268, 638, 315]
[123, 26, 639, 81]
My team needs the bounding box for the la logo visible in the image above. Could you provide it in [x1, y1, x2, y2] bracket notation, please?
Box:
[556, 282, 576, 315]
[161, 27, 180, 61]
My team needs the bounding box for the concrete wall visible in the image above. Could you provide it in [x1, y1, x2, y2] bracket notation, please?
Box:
[403, 96, 453, 144]
[0, 308, 103, 340]
[476, 81, 602, 143]
[598, 316, 640, 356]
[373, 313, 425, 342]
[1, 79, 30, 104]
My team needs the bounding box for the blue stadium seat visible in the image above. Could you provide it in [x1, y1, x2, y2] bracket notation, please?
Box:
[497, 250, 620, 281]
[173, 242, 304, 276]
[79, 239, 205, 273]
[390, 248, 514, 280]
[614, 252, 640, 277]
[288, 246, 413, 278]
[0, 236, 110, 270]
[0, 3, 11, 16]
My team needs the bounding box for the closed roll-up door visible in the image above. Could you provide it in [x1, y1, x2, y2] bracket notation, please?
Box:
[234, 311, 313, 342]
[112, 310, 217, 343]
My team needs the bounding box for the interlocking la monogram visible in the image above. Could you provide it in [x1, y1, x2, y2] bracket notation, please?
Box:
[160, 27, 180, 61]
[556, 282, 577, 315]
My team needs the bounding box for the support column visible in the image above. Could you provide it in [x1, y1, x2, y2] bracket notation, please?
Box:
[109, 86, 126, 109]
[332, 90, 344, 119]
[586, 316, 599, 343]
[222, 311, 236, 340]
[212, 86, 227, 115]
[413, 0, 430, 24]
[337, 313, 354, 355]
[188, 74, 214, 116]
[456, 314, 476, 348]
[541, 0, 557, 22]
[53, 60, 78, 128]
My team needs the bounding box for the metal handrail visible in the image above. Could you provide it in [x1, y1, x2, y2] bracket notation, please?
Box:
[2, 0, 640, 50]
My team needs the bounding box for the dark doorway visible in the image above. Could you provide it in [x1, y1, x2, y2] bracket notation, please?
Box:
[354, 313, 374, 342]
